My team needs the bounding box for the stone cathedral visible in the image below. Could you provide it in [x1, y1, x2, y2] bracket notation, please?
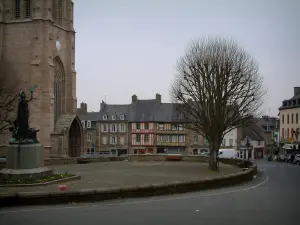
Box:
[0, 0, 84, 157]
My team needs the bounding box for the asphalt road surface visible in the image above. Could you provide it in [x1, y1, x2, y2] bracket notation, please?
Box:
[0, 160, 299, 225]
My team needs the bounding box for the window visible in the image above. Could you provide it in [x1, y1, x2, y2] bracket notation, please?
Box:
[119, 124, 125, 132]
[144, 123, 149, 129]
[119, 136, 125, 145]
[171, 135, 177, 142]
[287, 114, 289, 124]
[53, 0, 63, 26]
[172, 124, 177, 130]
[25, 0, 31, 18]
[282, 114, 284, 124]
[158, 124, 164, 130]
[81, 120, 85, 128]
[103, 115, 107, 120]
[258, 141, 260, 146]
[102, 124, 107, 132]
[222, 139, 226, 146]
[287, 128, 289, 138]
[136, 134, 141, 142]
[102, 136, 107, 144]
[15, 0, 21, 19]
[165, 135, 170, 142]
[110, 136, 116, 144]
[136, 123, 140, 130]
[87, 133, 92, 141]
[281, 128, 284, 139]
[291, 114, 294, 124]
[158, 135, 164, 142]
[229, 139, 233, 146]
[111, 124, 117, 132]
[179, 112, 184, 119]
[144, 134, 149, 142]
[87, 120, 91, 128]
[120, 115, 125, 120]
[178, 124, 184, 130]
[194, 135, 198, 144]
[296, 113, 299, 124]
[112, 115, 116, 120]
[179, 135, 185, 142]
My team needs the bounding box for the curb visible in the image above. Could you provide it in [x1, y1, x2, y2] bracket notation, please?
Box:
[0, 175, 81, 188]
[0, 165, 257, 208]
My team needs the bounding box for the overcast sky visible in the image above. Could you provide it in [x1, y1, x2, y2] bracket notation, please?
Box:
[73, 0, 300, 116]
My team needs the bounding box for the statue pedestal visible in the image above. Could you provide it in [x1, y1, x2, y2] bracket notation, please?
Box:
[0, 143, 53, 181]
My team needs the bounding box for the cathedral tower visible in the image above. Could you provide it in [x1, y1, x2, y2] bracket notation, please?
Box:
[0, 0, 83, 157]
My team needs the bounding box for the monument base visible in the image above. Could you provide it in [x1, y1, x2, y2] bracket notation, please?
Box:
[0, 167, 53, 181]
[0, 143, 53, 181]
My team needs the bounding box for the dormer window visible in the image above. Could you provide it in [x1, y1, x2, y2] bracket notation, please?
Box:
[81, 120, 85, 128]
[112, 115, 117, 120]
[120, 115, 125, 120]
[87, 120, 91, 128]
[103, 115, 108, 120]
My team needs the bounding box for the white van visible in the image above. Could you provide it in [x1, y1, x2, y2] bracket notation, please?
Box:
[218, 149, 237, 159]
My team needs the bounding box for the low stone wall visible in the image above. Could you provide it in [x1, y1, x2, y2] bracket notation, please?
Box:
[128, 154, 166, 161]
[0, 164, 257, 207]
[182, 155, 209, 162]
[44, 158, 78, 166]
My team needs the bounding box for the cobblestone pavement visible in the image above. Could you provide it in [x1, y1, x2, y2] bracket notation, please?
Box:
[0, 161, 241, 195]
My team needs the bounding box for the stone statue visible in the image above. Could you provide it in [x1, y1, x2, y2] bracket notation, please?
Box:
[9, 86, 40, 144]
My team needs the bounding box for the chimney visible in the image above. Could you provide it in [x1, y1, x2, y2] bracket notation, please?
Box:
[155, 93, 161, 104]
[80, 102, 87, 112]
[100, 100, 106, 111]
[294, 87, 300, 96]
[132, 94, 137, 104]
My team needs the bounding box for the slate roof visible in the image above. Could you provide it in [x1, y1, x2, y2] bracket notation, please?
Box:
[241, 122, 264, 141]
[99, 104, 130, 121]
[76, 111, 101, 121]
[128, 100, 187, 122]
[77, 99, 187, 123]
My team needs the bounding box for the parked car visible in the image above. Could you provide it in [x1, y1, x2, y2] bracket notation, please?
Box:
[293, 154, 300, 165]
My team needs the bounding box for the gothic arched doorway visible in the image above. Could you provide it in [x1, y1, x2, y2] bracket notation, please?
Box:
[68, 118, 82, 157]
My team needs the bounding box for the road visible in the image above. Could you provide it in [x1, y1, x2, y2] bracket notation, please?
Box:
[0, 160, 299, 225]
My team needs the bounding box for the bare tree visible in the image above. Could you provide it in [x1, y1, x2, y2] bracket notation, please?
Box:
[170, 36, 265, 170]
[0, 62, 20, 134]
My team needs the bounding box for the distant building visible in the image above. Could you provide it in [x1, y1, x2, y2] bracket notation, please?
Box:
[99, 101, 129, 156]
[279, 87, 300, 152]
[77, 93, 243, 156]
[129, 94, 188, 155]
[238, 121, 264, 160]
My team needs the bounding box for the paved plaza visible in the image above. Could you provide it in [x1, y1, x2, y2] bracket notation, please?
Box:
[0, 161, 241, 195]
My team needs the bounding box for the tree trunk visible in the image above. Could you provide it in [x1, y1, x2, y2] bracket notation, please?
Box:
[209, 143, 219, 171]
